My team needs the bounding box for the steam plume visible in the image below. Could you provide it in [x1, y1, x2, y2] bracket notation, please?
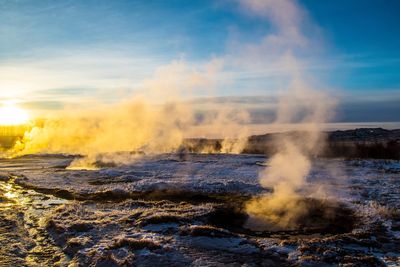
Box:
[239, 0, 336, 230]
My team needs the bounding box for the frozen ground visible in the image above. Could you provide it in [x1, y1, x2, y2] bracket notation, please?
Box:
[0, 153, 399, 266]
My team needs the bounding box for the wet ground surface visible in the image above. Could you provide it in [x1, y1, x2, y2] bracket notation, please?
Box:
[0, 154, 399, 266]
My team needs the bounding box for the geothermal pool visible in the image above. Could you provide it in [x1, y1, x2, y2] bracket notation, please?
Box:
[0, 154, 399, 266]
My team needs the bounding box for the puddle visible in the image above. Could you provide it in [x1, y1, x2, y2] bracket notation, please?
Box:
[0, 177, 69, 266]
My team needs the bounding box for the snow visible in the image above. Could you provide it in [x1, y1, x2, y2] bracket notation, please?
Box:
[0, 154, 399, 266]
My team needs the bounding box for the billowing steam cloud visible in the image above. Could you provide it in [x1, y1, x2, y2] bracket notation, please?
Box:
[11, 100, 191, 167]
[5, 58, 250, 167]
[238, 0, 336, 230]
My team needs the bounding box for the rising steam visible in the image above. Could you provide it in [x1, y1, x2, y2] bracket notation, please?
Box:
[245, 72, 335, 230]
[240, 0, 336, 230]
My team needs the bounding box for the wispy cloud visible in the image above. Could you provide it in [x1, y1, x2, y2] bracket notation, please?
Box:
[0, 48, 170, 105]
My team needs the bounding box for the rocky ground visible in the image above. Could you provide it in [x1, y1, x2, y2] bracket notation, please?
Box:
[0, 154, 399, 266]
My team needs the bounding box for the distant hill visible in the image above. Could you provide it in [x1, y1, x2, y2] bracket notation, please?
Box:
[2, 127, 400, 159]
[182, 128, 400, 159]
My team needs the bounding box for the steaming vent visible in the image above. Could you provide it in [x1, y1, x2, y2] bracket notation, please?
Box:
[208, 197, 357, 236]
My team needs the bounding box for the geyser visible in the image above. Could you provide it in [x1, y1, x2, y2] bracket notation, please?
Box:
[239, 0, 337, 231]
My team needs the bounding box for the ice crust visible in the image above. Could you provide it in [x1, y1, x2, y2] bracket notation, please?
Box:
[0, 154, 399, 266]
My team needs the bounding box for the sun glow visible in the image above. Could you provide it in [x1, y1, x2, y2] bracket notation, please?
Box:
[0, 104, 30, 126]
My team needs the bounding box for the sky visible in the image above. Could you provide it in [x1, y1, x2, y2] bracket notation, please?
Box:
[0, 0, 399, 122]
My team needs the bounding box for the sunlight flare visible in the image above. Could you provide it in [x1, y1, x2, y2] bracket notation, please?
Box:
[0, 103, 30, 126]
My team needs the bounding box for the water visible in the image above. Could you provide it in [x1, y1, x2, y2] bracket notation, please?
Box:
[0, 176, 69, 266]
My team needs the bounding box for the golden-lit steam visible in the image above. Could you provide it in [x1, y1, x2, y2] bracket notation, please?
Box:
[1, 57, 249, 164]
[8, 99, 192, 167]
[5, 100, 248, 168]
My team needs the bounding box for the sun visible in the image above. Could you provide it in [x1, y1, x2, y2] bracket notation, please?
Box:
[0, 104, 30, 126]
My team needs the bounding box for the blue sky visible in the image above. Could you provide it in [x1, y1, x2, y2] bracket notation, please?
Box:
[0, 0, 399, 121]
